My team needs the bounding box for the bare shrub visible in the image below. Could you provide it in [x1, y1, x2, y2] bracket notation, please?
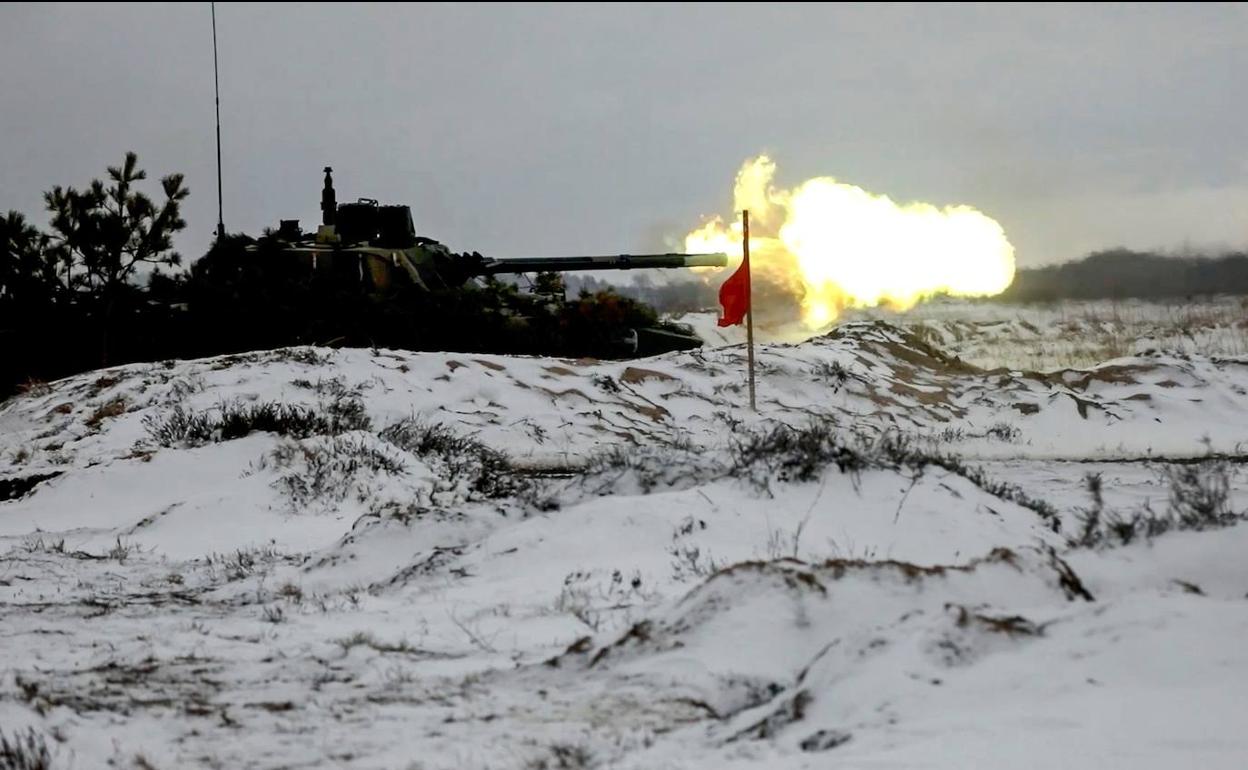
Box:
[379, 417, 526, 500]
[22, 536, 65, 554]
[669, 544, 720, 582]
[555, 569, 649, 631]
[810, 360, 850, 389]
[85, 398, 127, 429]
[985, 422, 1021, 442]
[204, 546, 284, 581]
[1070, 461, 1242, 549]
[575, 443, 717, 497]
[0, 727, 53, 770]
[1163, 460, 1234, 529]
[143, 392, 371, 448]
[557, 418, 1058, 533]
[264, 436, 406, 509]
[525, 743, 594, 770]
[270, 347, 332, 366]
[728, 421, 1059, 527]
[108, 537, 138, 563]
[730, 419, 869, 490]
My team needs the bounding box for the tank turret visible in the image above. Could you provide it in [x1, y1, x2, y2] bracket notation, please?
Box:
[254, 166, 728, 354]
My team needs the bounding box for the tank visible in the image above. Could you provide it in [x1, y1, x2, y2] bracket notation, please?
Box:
[255, 167, 728, 355]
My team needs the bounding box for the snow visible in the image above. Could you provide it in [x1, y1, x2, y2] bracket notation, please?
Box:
[1, 309, 1246, 768]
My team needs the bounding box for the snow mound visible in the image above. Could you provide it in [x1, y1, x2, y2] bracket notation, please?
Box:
[1, 322, 1247, 768]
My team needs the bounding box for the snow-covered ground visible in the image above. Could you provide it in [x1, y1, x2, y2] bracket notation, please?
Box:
[1, 316, 1247, 768]
[678, 295, 1248, 371]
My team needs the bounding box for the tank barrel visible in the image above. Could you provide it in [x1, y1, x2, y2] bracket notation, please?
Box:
[477, 252, 727, 275]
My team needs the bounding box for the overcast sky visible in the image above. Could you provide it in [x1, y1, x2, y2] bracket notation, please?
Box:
[2, 2, 1246, 268]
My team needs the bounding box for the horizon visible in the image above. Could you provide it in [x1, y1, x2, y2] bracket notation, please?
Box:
[2, 3, 1246, 270]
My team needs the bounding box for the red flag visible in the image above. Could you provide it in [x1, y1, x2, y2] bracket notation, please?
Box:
[717, 256, 750, 327]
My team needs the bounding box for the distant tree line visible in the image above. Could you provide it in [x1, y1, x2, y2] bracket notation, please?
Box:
[1, 153, 674, 398]
[997, 248, 1248, 303]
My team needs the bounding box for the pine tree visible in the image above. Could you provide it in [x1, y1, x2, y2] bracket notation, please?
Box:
[42, 152, 188, 363]
[0, 210, 63, 309]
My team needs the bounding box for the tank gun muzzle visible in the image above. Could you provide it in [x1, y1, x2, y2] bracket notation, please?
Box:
[475, 252, 728, 276]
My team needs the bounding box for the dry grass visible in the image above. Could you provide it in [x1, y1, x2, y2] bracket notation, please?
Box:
[845, 297, 1248, 371]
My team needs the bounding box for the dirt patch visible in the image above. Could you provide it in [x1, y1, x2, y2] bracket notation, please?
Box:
[630, 403, 670, 422]
[1045, 546, 1094, 601]
[883, 340, 978, 375]
[709, 560, 829, 594]
[731, 690, 814, 742]
[1172, 579, 1204, 596]
[0, 472, 62, 501]
[475, 359, 506, 372]
[85, 398, 126, 429]
[888, 380, 955, 408]
[819, 547, 1020, 584]
[536, 386, 597, 405]
[543, 366, 577, 377]
[89, 374, 120, 395]
[620, 367, 677, 385]
[951, 605, 1044, 636]
[800, 729, 853, 752]
[1066, 394, 1104, 419]
[1064, 364, 1149, 390]
[828, 322, 980, 376]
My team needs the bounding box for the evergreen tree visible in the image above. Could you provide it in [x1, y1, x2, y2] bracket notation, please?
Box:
[42, 151, 188, 363]
[0, 210, 63, 309]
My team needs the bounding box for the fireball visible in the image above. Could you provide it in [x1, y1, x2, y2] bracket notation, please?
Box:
[686, 156, 1016, 330]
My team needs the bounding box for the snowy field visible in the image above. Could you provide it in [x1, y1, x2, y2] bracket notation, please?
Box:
[682, 295, 1248, 371]
[2, 301, 1248, 768]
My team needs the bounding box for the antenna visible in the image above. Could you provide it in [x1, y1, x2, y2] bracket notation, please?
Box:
[212, 2, 225, 238]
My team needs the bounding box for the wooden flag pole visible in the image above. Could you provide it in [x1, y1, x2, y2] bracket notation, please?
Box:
[743, 209, 756, 411]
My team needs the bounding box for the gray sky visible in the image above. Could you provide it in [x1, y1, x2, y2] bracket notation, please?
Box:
[2, 2, 1246, 268]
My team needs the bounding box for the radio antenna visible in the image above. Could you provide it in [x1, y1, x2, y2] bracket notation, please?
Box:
[212, 2, 225, 238]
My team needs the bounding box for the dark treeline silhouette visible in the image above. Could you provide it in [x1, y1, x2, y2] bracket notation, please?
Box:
[2, 152, 189, 398]
[1, 154, 675, 398]
[998, 248, 1248, 303]
[568, 273, 719, 316]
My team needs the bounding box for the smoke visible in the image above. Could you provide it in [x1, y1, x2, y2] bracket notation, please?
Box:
[685, 156, 1017, 331]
